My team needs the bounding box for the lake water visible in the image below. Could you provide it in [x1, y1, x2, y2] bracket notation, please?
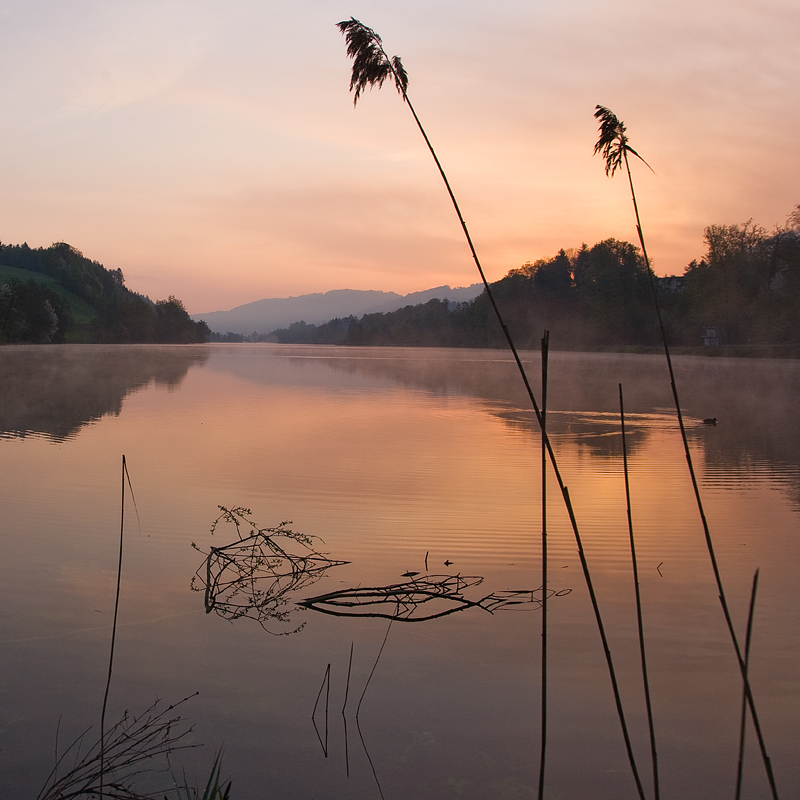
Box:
[1, 344, 798, 800]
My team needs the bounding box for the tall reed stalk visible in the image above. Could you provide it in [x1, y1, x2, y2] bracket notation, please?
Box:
[99, 455, 133, 798]
[537, 331, 549, 800]
[594, 105, 778, 798]
[619, 384, 659, 800]
[100, 455, 141, 798]
[337, 21, 646, 798]
[736, 570, 759, 800]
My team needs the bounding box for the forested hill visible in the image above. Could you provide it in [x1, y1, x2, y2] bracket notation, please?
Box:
[0, 242, 209, 344]
[270, 213, 800, 352]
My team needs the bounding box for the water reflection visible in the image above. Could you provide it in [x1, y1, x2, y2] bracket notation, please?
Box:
[258, 346, 800, 501]
[496, 408, 659, 459]
[4, 344, 800, 798]
[0, 344, 208, 441]
[305, 568, 568, 800]
[192, 506, 348, 635]
[311, 639, 387, 798]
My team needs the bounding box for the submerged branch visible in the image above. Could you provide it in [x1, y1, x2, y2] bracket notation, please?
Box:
[298, 573, 569, 622]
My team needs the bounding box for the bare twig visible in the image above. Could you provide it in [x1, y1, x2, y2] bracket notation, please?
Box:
[343, 642, 354, 777]
[356, 621, 393, 719]
[37, 695, 199, 800]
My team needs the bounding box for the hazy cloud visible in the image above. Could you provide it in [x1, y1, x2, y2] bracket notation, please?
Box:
[0, 0, 797, 311]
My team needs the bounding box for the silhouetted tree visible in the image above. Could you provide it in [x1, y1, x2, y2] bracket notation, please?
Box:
[0, 278, 66, 343]
[155, 296, 208, 343]
[574, 239, 654, 345]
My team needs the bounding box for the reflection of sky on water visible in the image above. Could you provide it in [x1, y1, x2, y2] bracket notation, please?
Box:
[226, 345, 800, 507]
[0, 344, 799, 798]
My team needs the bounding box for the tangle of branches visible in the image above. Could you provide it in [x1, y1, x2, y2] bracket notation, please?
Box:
[192, 506, 348, 635]
[298, 573, 571, 622]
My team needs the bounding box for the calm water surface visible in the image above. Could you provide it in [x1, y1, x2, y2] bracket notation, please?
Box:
[0, 344, 798, 799]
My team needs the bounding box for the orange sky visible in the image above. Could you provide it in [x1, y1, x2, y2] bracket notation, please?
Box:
[0, 1, 798, 313]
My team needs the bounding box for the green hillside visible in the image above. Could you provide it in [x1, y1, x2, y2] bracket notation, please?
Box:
[0, 263, 96, 324]
[0, 242, 209, 344]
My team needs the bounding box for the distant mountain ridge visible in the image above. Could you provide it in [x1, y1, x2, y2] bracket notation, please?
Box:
[193, 284, 483, 335]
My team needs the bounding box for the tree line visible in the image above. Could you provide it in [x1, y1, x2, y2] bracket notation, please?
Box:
[0, 241, 209, 344]
[268, 207, 800, 351]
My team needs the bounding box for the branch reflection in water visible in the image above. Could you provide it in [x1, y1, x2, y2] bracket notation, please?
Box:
[192, 505, 571, 794]
[305, 574, 570, 799]
[191, 506, 348, 635]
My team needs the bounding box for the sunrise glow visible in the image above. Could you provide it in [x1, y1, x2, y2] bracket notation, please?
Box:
[1, 1, 797, 313]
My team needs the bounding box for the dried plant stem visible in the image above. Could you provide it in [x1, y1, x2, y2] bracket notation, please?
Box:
[619, 143, 778, 800]
[356, 715, 385, 800]
[338, 23, 646, 796]
[620, 384, 660, 800]
[736, 569, 760, 800]
[537, 330, 549, 800]
[100, 455, 131, 798]
[356, 620, 393, 719]
[312, 663, 331, 757]
[343, 642, 354, 777]
[355, 623, 391, 800]
[37, 695, 198, 800]
[342, 642, 354, 716]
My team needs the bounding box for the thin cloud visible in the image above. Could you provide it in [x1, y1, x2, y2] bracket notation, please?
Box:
[0, 1, 797, 312]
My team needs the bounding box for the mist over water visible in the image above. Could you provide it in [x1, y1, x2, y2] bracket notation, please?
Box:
[1, 344, 798, 799]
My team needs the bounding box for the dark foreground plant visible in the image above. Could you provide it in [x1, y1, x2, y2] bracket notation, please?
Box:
[37, 696, 198, 800]
[619, 384, 659, 800]
[736, 570, 760, 800]
[338, 19, 648, 798]
[100, 455, 138, 798]
[538, 331, 549, 800]
[595, 104, 779, 799]
[171, 750, 231, 800]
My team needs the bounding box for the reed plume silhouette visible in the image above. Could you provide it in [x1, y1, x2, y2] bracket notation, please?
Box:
[337, 20, 648, 798]
[595, 104, 779, 799]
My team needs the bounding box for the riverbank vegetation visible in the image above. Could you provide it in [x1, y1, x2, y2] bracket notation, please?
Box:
[0, 241, 209, 344]
[266, 207, 800, 352]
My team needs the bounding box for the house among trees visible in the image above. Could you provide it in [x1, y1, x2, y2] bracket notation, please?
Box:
[703, 327, 723, 347]
[658, 275, 686, 293]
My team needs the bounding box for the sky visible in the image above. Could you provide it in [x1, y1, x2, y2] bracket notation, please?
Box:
[0, 1, 798, 314]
